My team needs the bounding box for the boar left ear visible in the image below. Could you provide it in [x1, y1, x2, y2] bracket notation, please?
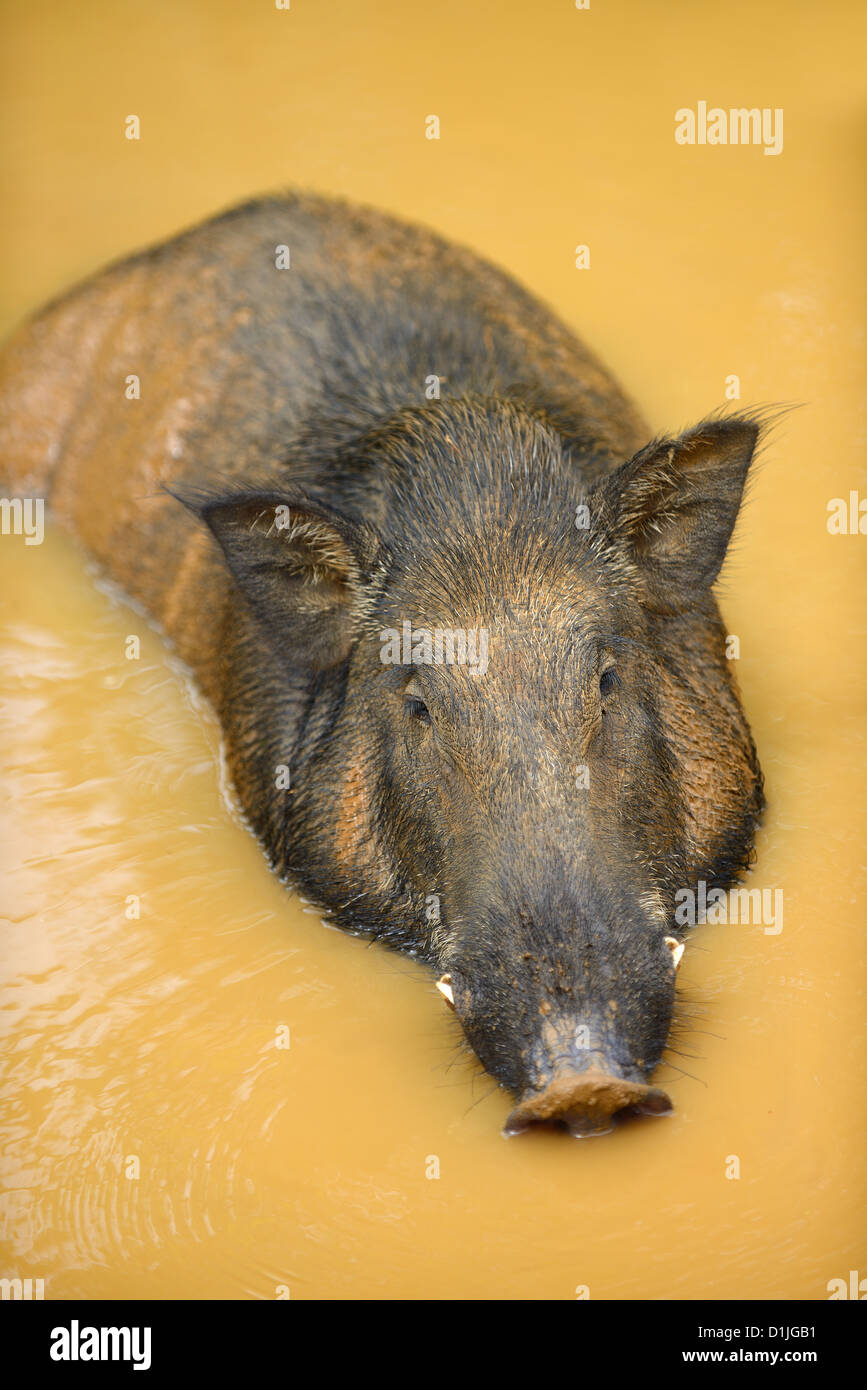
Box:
[607, 416, 760, 614]
[178, 489, 383, 671]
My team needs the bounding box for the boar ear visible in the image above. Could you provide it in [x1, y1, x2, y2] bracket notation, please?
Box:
[181, 490, 382, 670]
[608, 416, 760, 614]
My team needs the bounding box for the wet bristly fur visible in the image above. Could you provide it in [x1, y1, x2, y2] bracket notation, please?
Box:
[0, 192, 766, 1103]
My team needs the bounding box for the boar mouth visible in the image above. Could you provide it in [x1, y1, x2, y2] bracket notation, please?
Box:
[502, 1068, 673, 1139]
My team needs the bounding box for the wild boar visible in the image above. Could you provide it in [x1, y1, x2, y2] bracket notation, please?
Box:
[0, 193, 764, 1136]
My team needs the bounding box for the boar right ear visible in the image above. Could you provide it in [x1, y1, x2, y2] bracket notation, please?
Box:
[607, 416, 760, 615]
[176, 489, 383, 671]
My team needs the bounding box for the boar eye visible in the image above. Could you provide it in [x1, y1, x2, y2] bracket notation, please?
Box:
[406, 696, 432, 725]
[599, 667, 619, 697]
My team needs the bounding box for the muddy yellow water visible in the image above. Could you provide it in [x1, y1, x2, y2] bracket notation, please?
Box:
[1, 0, 865, 1300]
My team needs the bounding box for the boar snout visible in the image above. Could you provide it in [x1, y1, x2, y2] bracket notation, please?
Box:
[445, 894, 679, 1137]
[503, 1069, 673, 1139]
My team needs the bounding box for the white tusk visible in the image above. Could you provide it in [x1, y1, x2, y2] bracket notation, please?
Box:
[436, 974, 455, 1008]
[665, 936, 685, 971]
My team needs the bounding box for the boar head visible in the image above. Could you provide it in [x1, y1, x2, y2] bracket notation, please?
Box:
[186, 398, 764, 1135]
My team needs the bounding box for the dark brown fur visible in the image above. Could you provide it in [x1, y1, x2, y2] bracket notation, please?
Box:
[0, 194, 764, 1131]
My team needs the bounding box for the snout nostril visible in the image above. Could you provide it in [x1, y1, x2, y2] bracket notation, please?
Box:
[503, 1112, 616, 1139]
[502, 1067, 673, 1140]
[633, 1090, 673, 1117]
